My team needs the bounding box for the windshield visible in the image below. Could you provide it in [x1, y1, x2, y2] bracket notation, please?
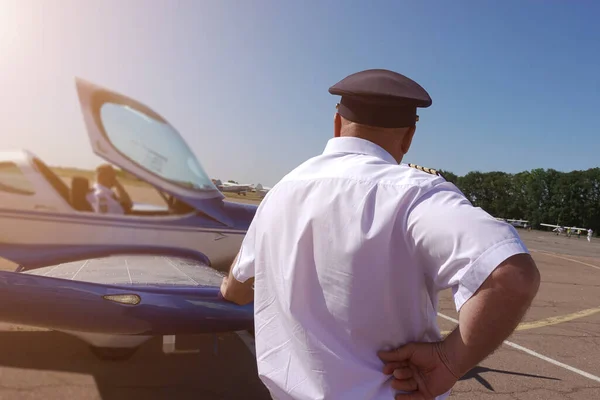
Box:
[99, 102, 217, 192]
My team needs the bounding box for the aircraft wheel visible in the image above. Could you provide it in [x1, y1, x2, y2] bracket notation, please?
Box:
[89, 346, 139, 361]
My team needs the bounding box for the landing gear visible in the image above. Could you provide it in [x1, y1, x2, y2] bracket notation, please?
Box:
[89, 346, 140, 361]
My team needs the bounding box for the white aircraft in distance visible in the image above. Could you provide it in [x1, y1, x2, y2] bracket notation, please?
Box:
[253, 183, 271, 198]
[540, 223, 588, 234]
[495, 218, 530, 228]
[211, 179, 253, 195]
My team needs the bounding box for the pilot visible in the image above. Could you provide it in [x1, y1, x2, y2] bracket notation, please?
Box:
[219, 69, 540, 399]
[86, 164, 133, 214]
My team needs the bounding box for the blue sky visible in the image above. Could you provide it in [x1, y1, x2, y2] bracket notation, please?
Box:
[1, 0, 599, 186]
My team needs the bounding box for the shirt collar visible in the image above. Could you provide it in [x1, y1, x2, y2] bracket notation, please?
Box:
[322, 137, 398, 165]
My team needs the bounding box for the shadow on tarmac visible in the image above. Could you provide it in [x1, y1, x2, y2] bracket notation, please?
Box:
[0, 330, 271, 400]
[460, 365, 560, 391]
[0, 329, 566, 397]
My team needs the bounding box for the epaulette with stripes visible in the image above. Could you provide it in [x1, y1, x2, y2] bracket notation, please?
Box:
[408, 163, 444, 178]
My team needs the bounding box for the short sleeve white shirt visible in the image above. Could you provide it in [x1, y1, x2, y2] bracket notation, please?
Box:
[86, 183, 125, 215]
[233, 137, 529, 400]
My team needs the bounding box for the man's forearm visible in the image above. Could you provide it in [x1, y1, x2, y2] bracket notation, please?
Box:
[221, 275, 254, 305]
[441, 254, 540, 377]
[220, 252, 254, 305]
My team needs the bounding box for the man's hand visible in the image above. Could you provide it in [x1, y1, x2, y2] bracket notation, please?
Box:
[378, 342, 459, 400]
[220, 273, 254, 305]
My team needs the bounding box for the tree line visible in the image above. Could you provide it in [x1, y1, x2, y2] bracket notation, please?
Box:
[437, 167, 600, 235]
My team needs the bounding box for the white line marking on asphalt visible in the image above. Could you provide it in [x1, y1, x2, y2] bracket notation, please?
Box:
[529, 249, 600, 271]
[437, 312, 600, 384]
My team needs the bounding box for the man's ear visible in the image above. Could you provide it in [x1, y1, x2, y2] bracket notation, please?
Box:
[334, 112, 342, 137]
[401, 126, 416, 154]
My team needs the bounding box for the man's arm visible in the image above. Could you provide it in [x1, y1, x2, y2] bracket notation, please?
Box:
[220, 211, 258, 305]
[441, 252, 540, 377]
[378, 253, 539, 398]
[220, 252, 255, 305]
[378, 254, 540, 400]
[378, 183, 540, 398]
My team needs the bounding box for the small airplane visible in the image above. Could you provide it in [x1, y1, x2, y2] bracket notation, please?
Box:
[212, 179, 253, 195]
[540, 223, 588, 234]
[0, 78, 259, 360]
[253, 183, 271, 198]
[495, 218, 530, 228]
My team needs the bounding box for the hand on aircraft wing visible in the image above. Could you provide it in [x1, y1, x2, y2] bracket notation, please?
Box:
[378, 342, 459, 399]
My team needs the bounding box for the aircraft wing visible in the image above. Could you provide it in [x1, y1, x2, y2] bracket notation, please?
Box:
[0, 250, 252, 336]
[541, 223, 587, 231]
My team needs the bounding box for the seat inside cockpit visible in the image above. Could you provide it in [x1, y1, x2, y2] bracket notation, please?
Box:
[70, 176, 93, 212]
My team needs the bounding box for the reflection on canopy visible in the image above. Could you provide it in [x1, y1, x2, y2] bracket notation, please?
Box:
[99, 103, 217, 192]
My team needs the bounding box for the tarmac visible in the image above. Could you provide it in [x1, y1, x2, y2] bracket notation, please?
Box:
[0, 229, 597, 399]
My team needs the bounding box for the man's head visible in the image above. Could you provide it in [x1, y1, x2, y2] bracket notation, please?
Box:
[95, 164, 117, 188]
[329, 69, 432, 163]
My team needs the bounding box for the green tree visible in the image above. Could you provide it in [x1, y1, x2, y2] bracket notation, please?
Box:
[442, 167, 599, 233]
